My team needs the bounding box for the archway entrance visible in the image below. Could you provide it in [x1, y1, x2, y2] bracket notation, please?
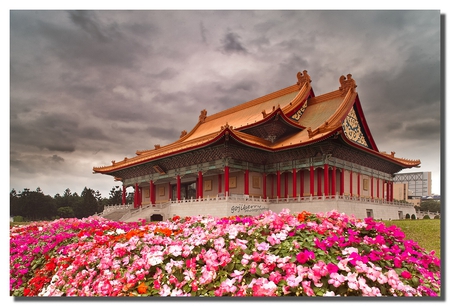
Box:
[150, 214, 163, 222]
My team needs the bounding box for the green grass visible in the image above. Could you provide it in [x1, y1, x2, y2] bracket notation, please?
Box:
[383, 219, 441, 259]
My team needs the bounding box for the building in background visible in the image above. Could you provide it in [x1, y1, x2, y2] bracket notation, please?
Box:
[393, 171, 432, 198]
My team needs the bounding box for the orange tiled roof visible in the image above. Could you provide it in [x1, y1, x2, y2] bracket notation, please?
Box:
[93, 72, 420, 173]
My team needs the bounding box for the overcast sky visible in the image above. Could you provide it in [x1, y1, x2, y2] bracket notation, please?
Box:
[8, 9, 442, 198]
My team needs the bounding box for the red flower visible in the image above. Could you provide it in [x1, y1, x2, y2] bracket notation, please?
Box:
[137, 282, 148, 294]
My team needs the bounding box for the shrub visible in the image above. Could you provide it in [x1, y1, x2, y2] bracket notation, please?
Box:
[411, 215, 416, 220]
[405, 214, 410, 219]
[13, 216, 24, 222]
[433, 215, 440, 220]
[423, 215, 430, 219]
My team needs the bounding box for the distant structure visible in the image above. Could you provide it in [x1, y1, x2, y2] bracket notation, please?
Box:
[393, 171, 432, 198]
[93, 71, 420, 221]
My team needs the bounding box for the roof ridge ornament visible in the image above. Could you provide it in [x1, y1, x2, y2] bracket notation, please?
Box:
[339, 74, 357, 96]
[296, 70, 311, 87]
[199, 109, 207, 123]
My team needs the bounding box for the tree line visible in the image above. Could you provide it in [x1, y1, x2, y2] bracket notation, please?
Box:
[10, 186, 134, 222]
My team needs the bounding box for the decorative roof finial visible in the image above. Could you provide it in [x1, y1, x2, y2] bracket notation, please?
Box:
[180, 130, 187, 138]
[296, 70, 312, 87]
[199, 109, 207, 123]
[339, 74, 357, 95]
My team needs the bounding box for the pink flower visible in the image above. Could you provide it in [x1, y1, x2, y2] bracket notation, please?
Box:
[328, 272, 345, 287]
[401, 270, 412, 279]
[296, 250, 315, 264]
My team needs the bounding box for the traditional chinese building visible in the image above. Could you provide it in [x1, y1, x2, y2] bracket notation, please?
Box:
[93, 71, 420, 221]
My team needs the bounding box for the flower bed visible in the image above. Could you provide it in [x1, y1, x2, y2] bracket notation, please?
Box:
[10, 209, 440, 297]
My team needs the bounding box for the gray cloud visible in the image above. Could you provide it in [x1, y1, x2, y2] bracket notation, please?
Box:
[9, 10, 441, 197]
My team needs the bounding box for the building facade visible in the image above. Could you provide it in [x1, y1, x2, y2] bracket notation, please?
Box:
[94, 71, 420, 221]
[393, 171, 432, 198]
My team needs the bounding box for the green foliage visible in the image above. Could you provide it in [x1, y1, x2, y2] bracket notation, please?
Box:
[10, 186, 115, 222]
[405, 213, 410, 219]
[434, 215, 440, 219]
[423, 215, 430, 219]
[419, 200, 440, 213]
[57, 207, 75, 218]
[13, 216, 24, 222]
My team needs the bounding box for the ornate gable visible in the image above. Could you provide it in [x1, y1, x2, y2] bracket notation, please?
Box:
[342, 106, 369, 148]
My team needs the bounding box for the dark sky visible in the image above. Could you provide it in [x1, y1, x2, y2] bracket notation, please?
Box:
[8, 9, 442, 198]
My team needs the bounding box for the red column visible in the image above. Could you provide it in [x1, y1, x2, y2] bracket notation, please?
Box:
[385, 181, 389, 202]
[331, 166, 336, 196]
[317, 168, 322, 196]
[284, 172, 288, 198]
[150, 180, 155, 204]
[276, 170, 281, 198]
[271, 175, 274, 198]
[357, 173, 361, 197]
[350, 170, 353, 196]
[218, 174, 222, 194]
[310, 166, 314, 196]
[224, 166, 229, 196]
[263, 173, 267, 199]
[122, 185, 126, 205]
[340, 169, 344, 196]
[133, 183, 138, 208]
[377, 178, 380, 199]
[371, 176, 374, 199]
[198, 171, 203, 199]
[244, 169, 249, 195]
[389, 182, 394, 202]
[177, 175, 181, 201]
[324, 164, 329, 197]
[382, 180, 386, 201]
[292, 168, 297, 198]
[300, 170, 304, 197]
[138, 187, 142, 207]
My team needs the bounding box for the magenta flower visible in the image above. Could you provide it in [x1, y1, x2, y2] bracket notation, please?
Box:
[296, 250, 315, 264]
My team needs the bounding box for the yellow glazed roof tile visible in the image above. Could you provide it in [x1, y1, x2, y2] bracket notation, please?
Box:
[93, 72, 420, 173]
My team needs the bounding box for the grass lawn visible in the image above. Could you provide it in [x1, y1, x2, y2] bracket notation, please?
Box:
[383, 219, 441, 259]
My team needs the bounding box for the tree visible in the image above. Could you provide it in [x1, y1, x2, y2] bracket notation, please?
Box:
[57, 206, 75, 218]
[77, 187, 98, 218]
[108, 186, 123, 205]
[419, 200, 440, 213]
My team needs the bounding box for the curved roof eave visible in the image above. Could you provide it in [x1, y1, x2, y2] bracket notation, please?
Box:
[339, 131, 421, 168]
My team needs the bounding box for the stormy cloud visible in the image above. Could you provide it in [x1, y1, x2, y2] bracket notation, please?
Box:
[9, 10, 442, 198]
